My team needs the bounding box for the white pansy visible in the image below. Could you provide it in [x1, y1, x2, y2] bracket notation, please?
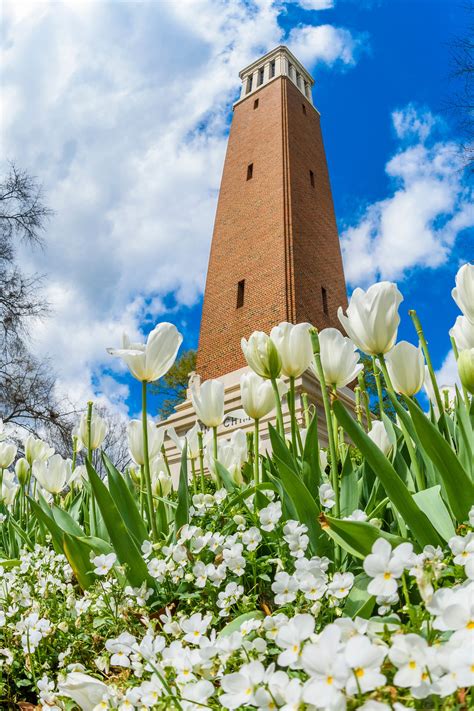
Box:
[314, 327, 363, 388]
[384, 341, 425, 396]
[107, 322, 182, 383]
[319, 482, 336, 509]
[92, 553, 117, 576]
[363, 538, 408, 598]
[270, 321, 313, 378]
[275, 614, 314, 668]
[338, 281, 403, 355]
[344, 634, 386, 694]
[220, 661, 265, 709]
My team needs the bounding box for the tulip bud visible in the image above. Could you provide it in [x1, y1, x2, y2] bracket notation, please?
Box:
[367, 420, 392, 457]
[240, 372, 287, 420]
[458, 349, 474, 395]
[24, 435, 54, 466]
[270, 322, 313, 378]
[312, 328, 363, 389]
[15, 457, 29, 486]
[128, 419, 165, 466]
[241, 331, 281, 379]
[152, 468, 172, 497]
[0, 441, 17, 470]
[77, 412, 107, 451]
[338, 281, 403, 356]
[191, 379, 225, 428]
[452, 263, 474, 322]
[384, 341, 425, 396]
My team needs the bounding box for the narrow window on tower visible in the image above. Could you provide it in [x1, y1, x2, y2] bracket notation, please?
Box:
[247, 75, 253, 94]
[236, 280, 245, 308]
[302, 103, 306, 115]
[309, 170, 315, 187]
[253, 98, 259, 110]
[270, 60, 275, 78]
[258, 67, 264, 86]
[322, 287, 328, 315]
[247, 163, 253, 180]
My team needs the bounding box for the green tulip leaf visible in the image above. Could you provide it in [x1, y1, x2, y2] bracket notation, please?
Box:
[101, 451, 148, 545]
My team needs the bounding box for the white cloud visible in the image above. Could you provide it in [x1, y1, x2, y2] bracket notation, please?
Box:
[1, 0, 366, 411]
[341, 105, 474, 286]
[295, 0, 335, 10]
[435, 350, 459, 387]
[288, 24, 367, 66]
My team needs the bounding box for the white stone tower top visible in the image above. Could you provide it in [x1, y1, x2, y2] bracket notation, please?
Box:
[236, 45, 315, 106]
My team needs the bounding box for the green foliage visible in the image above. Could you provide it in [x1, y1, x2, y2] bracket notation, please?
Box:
[150, 348, 196, 417]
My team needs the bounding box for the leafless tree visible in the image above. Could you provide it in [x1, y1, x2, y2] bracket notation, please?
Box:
[446, 2, 474, 170]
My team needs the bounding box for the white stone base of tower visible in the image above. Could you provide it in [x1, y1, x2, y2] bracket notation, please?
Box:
[163, 366, 355, 485]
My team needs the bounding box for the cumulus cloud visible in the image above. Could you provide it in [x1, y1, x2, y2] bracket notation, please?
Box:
[288, 24, 368, 66]
[1, 0, 365, 411]
[341, 105, 474, 286]
[294, 0, 335, 10]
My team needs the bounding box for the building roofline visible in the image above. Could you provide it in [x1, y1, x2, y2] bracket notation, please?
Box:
[239, 45, 314, 86]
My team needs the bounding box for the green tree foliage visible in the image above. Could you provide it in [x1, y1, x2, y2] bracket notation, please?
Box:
[151, 348, 196, 418]
[359, 353, 401, 421]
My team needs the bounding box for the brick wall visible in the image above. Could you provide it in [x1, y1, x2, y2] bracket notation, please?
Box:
[196, 76, 347, 381]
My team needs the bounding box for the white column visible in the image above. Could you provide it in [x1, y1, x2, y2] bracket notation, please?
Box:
[263, 61, 270, 83]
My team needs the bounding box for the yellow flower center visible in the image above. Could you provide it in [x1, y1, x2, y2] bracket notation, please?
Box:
[383, 572, 392, 580]
[292, 644, 299, 652]
[326, 676, 334, 685]
[409, 661, 417, 669]
[355, 667, 365, 678]
[467, 620, 474, 629]
[245, 688, 252, 696]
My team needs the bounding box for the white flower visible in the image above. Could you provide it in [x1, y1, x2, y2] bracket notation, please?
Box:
[240, 371, 287, 420]
[272, 572, 298, 605]
[1, 476, 18, 505]
[167, 423, 200, 460]
[345, 634, 386, 694]
[127, 418, 165, 466]
[107, 322, 182, 383]
[32, 454, 72, 494]
[76, 411, 107, 451]
[190, 379, 224, 428]
[328, 572, 354, 599]
[24, 435, 54, 466]
[180, 680, 214, 711]
[363, 538, 406, 597]
[367, 420, 392, 457]
[338, 281, 403, 356]
[449, 532, 474, 578]
[105, 632, 136, 668]
[427, 581, 474, 642]
[92, 553, 117, 576]
[270, 322, 313, 378]
[384, 341, 425, 396]
[259, 501, 282, 531]
[180, 613, 212, 644]
[220, 661, 265, 709]
[344, 508, 368, 522]
[319, 482, 336, 509]
[241, 526, 262, 552]
[301, 624, 348, 708]
[241, 331, 282, 379]
[452, 262, 474, 322]
[58, 672, 108, 711]
[276, 614, 314, 668]
[314, 327, 363, 388]
[389, 633, 433, 691]
[450, 314, 474, 350]
[0, 441, 16, 469]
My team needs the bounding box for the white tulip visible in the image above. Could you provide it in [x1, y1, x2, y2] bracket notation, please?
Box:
[1, 475, 18, 506]
[458, 348, 474, 395]
[320, 449, 328, 472]
[77, 412, 107, 451]
[0, 441, 16, 469]
[32, 454, 72, 494]
[68, 464, 87, 488]
[24, 435, 54, 466]
[270, 322, 313, 378]
[240, 372, 288, 420]
[127, 419, 165, 466]
[384, 341, 425, 396]
[208, 430, 247, 486]
[452, 263, 474, 322]
[338, 282, 403, 356]
[241, 331, 281, 379]
[450, 315, 474, 351]
[191, 379, 224, 428]
[313, 328, 363, 389]
[57, 671, 108, 711]
[107, 322, 183, 383]
[167, 422, 200, 460]
[367, 420, 392, 457]
[15, 457, 29, 485]
[151, 463, 173, 497]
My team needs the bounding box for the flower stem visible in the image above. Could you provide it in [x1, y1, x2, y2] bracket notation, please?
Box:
[197, 430, 205, 492]
[450, 335, 471, 408]
[190, 457, 197, 495]
[301, 392, 311, 429]
[409, 309, 443, 415]
[142, 381, 157, 540]
[212, 426, 220, 486]
[310, 328, 340, 565]
[270, 376, 284, 437]
[371, 357, 384, 416]
[254, 418, 260, 487]
[289, 376, 298, 454]
[86, 400, 93, 463]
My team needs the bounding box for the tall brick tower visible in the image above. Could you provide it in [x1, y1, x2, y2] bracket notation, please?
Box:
[196, 45, 348, 381]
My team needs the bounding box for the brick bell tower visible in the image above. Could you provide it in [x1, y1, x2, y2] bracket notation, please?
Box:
[196, 46, 348, 381]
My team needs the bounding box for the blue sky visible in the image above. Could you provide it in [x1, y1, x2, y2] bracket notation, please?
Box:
[2, 0, 472, 417]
